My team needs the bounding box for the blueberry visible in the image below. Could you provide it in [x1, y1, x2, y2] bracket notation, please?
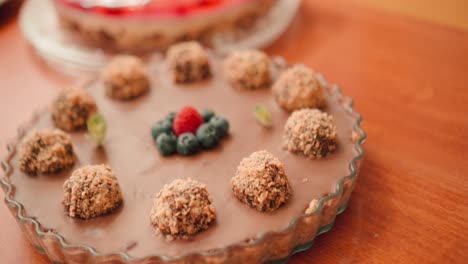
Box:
[176, 133, 199, 156]
[165, 112, 177, 124]
[209, 116, 229, 138]
[151, 120, 173, 141]
[196, 123, 220, 149]
[156, 133, 177, 156]
[200, 109, 215, 123]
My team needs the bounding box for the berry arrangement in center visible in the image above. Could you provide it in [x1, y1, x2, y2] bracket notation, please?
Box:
[151, 106, 229, 156]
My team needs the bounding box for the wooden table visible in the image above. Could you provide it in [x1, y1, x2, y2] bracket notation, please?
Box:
[1, 0, 467, 263]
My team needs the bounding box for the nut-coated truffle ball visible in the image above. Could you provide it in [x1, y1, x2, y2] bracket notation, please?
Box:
[63, 164, 123, 219]
[283, 108, 337, 159]
[51, 86, 97, 131]
[272, 65, 326, 111]
[223, 49, 271, 90]
[166, 41, 211, 83]
[19, 129, 75, 175]
[231, 150, 291, 212]
[101, 55, 150, 100]
[150, 178, 216, 239]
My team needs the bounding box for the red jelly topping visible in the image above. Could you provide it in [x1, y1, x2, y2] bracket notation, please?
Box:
[56, 0, 250, 18]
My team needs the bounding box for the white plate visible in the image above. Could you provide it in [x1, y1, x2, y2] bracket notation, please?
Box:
[19, 0, 300, 75]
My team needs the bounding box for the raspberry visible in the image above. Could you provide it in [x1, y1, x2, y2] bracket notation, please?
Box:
[173, 106, 204, 136]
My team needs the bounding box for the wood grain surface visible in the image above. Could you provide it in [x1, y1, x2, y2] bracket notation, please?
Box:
[1, 0, 467, 263]
[354, 0, 468, 31]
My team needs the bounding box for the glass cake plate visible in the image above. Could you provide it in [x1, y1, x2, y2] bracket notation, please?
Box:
[19, 0, 300, 75]
[1, 69, 366, 263]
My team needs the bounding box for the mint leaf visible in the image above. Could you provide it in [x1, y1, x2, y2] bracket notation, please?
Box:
[87, 113, 106, 145]
[254, 105, 273, 128]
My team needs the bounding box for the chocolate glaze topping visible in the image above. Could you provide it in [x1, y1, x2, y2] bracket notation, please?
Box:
[8, 55, 357, 257]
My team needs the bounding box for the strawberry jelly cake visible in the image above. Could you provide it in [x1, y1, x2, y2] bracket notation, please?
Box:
[54, 0, 276, 51]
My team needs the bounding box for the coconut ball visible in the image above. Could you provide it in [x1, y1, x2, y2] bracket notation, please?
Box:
[283, 108, 337, 159]
[51, 86, 97, 131]
[166, 41, 211, 83]
[62, 164, 123, 220]
[19, 129, 75, 175]
[223, 49, 271, 90]
[150, 178, 216, 239]
[101, 55, 150, 100]
[272, 64, 326, 111]
[231, 150, 291, 212]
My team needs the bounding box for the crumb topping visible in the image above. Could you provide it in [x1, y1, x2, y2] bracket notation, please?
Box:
[231, 150, 291, 212]
[167, 41, 211, 83]
[273, 64, 326, 111]
[223, 49, 271, 90]
[283, 109, 337, 159]
[101, 55, 150, 100]
[51, 86, 97, 131]
[62, 164, 123, 220]
[150, 178, 216, 239]
[19, 129, 75, 175]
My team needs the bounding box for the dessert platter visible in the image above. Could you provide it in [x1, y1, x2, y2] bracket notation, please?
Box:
[19, 0, 300, 73]
[1, 42, 365, 263]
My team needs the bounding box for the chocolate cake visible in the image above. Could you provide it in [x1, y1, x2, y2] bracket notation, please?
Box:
[1, 45, 365, 263]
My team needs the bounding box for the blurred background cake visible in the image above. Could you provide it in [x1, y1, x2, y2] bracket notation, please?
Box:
[54, 0, 276, 52]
